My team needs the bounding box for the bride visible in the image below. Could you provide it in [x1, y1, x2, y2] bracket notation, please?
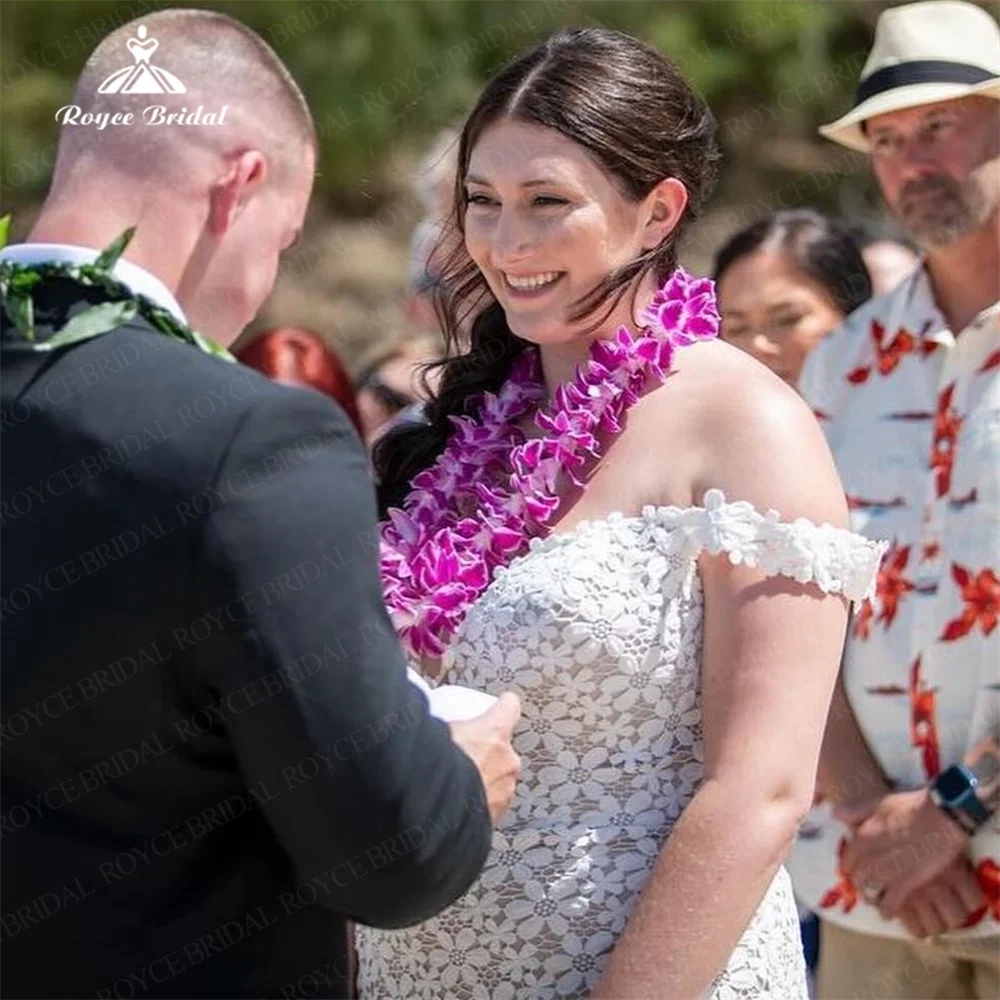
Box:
[359, 26, 884, 1000]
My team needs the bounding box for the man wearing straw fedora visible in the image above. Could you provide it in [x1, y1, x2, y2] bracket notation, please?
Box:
[788, 2, 1000, 998]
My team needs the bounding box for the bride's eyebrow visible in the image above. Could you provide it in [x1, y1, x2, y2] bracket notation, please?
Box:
[465, 174, 565, 189]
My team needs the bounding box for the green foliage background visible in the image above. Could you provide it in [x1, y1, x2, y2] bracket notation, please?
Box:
[9, 0, 994, 355]
[1, 0, 886, 215]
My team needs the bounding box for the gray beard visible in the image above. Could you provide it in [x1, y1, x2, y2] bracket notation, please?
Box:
[898, 174, 995, 250]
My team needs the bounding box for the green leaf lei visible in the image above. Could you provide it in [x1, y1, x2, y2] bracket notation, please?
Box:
[0, 216, 234, 362]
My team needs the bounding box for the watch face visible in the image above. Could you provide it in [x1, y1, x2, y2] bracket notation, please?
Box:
[936, 767, 972, 804]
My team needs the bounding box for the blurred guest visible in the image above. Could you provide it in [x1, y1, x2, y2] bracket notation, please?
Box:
[236, 326, 363, 435]
[715, 211, 874, 981]
[355, 336, 439, 444]
[714, 210, 873, 387]
[848, 222, 921, 296]
[789, 3, 1000, 998]
[861, 237, 920, 295]
[406, 127, 461, 333]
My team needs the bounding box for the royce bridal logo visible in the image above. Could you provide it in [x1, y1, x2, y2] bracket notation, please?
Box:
[98, 24, 185, 95]
[55, 24, 228, 130]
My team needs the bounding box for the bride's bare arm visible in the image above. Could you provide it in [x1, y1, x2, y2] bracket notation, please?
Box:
[591, 361, 853, 999]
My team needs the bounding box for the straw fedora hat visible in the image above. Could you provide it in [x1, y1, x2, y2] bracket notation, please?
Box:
[820, 0, 1000, 152]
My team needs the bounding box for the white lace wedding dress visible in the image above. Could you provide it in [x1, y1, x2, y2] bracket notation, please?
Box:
[357, 489, 883, 999]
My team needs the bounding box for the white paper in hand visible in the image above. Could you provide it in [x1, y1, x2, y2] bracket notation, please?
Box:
[406, 666, 497, 722]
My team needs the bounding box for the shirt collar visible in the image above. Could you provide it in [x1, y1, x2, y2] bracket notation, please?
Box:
[0, 243, 187, 326]
[902, 262, 1000, 344]
[900, 265, 951, 347]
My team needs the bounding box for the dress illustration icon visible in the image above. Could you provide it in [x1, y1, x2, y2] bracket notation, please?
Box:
[97, 25, 186, 95]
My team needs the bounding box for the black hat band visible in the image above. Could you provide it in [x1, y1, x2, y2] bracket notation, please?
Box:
[856, 59, 997, 104]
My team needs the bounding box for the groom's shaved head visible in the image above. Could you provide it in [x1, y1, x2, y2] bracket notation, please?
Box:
[57, 8, 315, 183]
[39, 10, 318, 345]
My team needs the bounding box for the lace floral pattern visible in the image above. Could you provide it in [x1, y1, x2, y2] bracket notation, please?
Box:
[357, 492, 884, 999]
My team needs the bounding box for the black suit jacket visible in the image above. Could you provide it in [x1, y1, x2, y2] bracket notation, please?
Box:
[0, 277, 491, 999]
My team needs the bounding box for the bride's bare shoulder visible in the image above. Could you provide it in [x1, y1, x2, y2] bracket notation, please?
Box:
[637, 338, 803, 431]
[636, 339, 847, 525]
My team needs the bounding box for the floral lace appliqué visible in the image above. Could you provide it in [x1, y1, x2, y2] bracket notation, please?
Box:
[357, 492, 883, 999]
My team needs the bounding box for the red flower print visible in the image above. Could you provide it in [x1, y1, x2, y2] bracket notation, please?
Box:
[977, 349, 1000, 374]
[877, 543, 916, 630]
[854, 599, 874, 640]
[855, 542, 914, 639]
[950, 487, 978, 509]
[930, 382, 962, 498]
[875, 323, 916, 376]
[846, 495, 907, 511]
[847, 320, 922, 384]
[819, 837, 859, 914]
[940, 564, 1000, 640]
[909, 657, 941, 780]
[921, 541, 941, 562]
[886, 410, 934, 421]
[963, 859, 1000, 927]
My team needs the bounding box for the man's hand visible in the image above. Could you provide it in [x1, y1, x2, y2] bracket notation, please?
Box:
[896, 856, 987, 937]
[835, 789, 968, 918]
[449, 693, 522, 825]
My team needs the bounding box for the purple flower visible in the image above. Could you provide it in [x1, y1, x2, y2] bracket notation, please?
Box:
[642, 268, 720, 345]
[634, 335, 675, 379]
[378, 267, 719, 659]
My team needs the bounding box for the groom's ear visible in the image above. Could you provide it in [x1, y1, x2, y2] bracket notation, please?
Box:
[207, 150, 269, 236]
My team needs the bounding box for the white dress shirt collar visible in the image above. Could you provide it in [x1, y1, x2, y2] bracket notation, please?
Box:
[0, 243, 187, 326]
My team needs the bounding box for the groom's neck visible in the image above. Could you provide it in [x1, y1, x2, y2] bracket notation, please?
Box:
[28, 196, 191, 300]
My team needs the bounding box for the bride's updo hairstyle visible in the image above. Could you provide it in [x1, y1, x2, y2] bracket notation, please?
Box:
[374, 27, 720, 513]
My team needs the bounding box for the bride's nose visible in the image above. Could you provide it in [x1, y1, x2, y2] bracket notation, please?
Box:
[490, 211, 537, 269]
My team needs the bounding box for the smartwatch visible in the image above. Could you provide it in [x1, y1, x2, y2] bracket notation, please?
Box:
[930, 763, 993, 834]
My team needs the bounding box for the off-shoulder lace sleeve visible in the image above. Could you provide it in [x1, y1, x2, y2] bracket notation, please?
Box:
[668, 488, 887, 603]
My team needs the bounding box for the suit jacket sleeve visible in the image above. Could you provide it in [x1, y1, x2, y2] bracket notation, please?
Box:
[193, 386, 492, 928]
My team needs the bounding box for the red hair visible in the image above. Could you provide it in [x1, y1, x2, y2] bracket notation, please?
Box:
[236, 328, 362, 434]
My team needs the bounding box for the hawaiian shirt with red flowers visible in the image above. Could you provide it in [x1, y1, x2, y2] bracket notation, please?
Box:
[788, 266, 999, 939]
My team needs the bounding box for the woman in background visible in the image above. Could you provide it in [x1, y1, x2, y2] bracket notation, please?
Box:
[236, 326, 363, 434]
[355, 334, 442, 444]
[714, 211, 875, 976]
[713, 210, 873, 389]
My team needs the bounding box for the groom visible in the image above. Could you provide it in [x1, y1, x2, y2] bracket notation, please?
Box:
[0, 10, 519, 999]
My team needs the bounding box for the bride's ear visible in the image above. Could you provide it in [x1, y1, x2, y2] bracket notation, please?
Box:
[207, 151, 268, 236]
[638, 177, 688, 253]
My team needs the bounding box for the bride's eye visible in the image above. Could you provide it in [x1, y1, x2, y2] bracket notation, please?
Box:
[465, 192, 497, 207]
[532, 195, 567, 207]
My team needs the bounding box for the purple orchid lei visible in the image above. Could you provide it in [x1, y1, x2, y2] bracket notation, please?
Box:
[379, 267, 720, 659]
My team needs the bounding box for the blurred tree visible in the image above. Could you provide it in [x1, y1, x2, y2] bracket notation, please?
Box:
[1, 0, 886, 216]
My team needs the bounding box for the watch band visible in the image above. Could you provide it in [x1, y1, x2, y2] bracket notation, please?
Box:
[959, 785, 992, 826]
[967, 739, 1000, 815]
[929, 783, 979, 834]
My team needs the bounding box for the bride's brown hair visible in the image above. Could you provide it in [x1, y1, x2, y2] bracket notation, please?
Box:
[374, 27, 720, 513]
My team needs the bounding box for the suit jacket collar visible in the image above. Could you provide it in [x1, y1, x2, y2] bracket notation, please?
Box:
[0, 243, 187, 326]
